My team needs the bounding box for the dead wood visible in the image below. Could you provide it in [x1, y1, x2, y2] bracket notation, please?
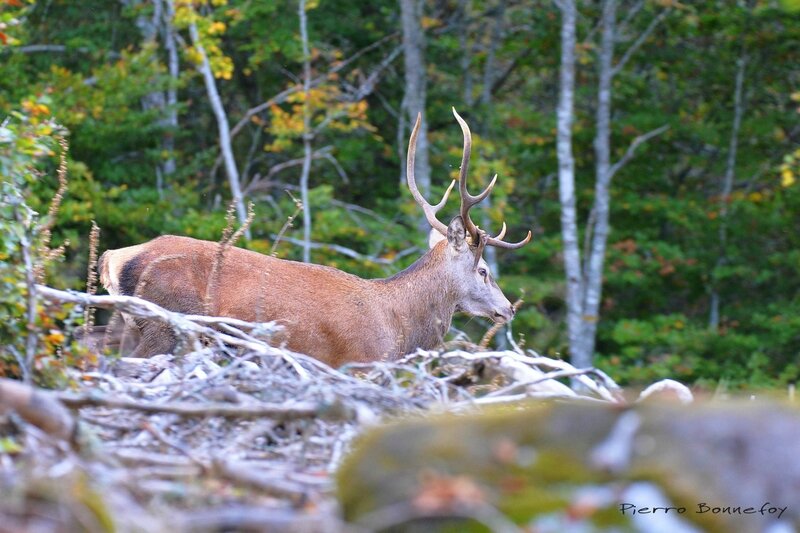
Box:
[0, 378, 75, 442]
[55, 391, 351, 422]
[2, 284, 692, 530]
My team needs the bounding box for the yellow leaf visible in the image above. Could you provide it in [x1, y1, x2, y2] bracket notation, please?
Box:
[208, 21, 226, 35]
[781, 168, 796, 188]
[45, 332, 65, 345]
[420, 16, 440, 29]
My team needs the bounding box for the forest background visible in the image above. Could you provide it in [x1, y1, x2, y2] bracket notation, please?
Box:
[1, 0, 799, 390]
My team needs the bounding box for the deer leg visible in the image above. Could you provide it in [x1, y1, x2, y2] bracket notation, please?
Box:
[129, 319, 177, 358]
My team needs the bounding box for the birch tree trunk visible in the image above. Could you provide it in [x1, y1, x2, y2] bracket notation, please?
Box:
[458, 0, 474, 107]
[557, 0, 669, 369]
[579, 0, 617, 365]
[400, 0, 431, 235]
[710, 54, 747, 329]
[554, 0, 586, 368]
[298, 0, 313, 263]
[162, 0, 179, 179]
[188, 22, 250, 241]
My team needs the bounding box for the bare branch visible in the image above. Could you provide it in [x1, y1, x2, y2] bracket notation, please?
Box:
[16, 211, 37, 382]
[229, 33, 400, 140]
[319, 151, 350, 184]
[244, 146, 334, 195]
[619, 0, 646, 31]
[608, 124, 670, 180]
[188, 20, 250, 240]
[329, 199, 391, 223]
[271, 190, 303, 256]
[0, 378, 76, 441]
[36, 285, 284, 355]
[2, 44, 96, 54]
[612, 8, 671, 77]
[56, 391, 346, 421]
[213, 459, 309, 503]
[342, 45, 403, 102]
[272, 235, 419, 266]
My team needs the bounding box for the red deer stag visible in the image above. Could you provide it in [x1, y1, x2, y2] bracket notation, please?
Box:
[98, 109, 531, 366]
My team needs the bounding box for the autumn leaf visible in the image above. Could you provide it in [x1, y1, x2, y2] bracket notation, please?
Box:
[781, 168, 795, 188]
[412, 470, 486, 512]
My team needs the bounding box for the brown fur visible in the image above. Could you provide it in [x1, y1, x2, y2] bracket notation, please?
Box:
[100, 234, 476, 366]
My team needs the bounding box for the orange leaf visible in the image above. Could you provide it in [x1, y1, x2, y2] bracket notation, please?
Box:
[412, 470, 485, 512]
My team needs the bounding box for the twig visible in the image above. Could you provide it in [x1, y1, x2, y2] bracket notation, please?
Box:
[607, 124, 670, 180]
[83, 221, 100, 336]
[56, 392, 346, 421]
[213, 459, 309, 503]
[16, 207, 38, 382]
[35, 136, 70, 283]
[270, 190, 303, 256]
[228, 32, 400, 140]
[272, 235, 419, 266]
[611, 8, 671, 77]
[36, 285, 284, 357]
[479, 297, 523, 349]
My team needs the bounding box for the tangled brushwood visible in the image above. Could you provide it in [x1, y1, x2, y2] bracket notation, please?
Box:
[0, 286, 692, 531]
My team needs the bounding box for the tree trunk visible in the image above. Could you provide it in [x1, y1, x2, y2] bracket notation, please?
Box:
[710, 54, 747, 329]
[299, 0, 313, 263]
[400, 0, 431, 235]
[555, 0, 586, 368]
[458, 0, 474, 107]
[162, 0, 179, 179]
[580, 0, 617, 365]
[558, 0, 669, 368]
[189, 21, 250, 240]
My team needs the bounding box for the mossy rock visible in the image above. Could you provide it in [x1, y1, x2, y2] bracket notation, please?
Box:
[337, 400, 800, 532]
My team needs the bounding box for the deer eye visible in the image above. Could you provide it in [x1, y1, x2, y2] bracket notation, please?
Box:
[478, 268, 488, 278]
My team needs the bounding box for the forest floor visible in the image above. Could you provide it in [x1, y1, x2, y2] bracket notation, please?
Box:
[0, 286, 660, 532]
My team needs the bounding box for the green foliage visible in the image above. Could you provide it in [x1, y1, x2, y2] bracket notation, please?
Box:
[1, 0, 798, 389]
[0, 100, 94, 382]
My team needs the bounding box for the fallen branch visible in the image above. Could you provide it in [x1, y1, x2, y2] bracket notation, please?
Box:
[213, 459, 310, 504]
[55, 391, 351, 422]
[35, 285, 308, 376]
[0, 378, 76, 441]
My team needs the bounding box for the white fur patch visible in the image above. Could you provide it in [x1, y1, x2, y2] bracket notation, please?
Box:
[101, 243, 147, 295]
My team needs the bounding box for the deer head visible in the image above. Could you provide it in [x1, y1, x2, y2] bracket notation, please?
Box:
[407, 108, 532, 323]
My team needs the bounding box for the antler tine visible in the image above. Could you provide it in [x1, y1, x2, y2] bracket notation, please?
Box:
[486, 229, 533, 249]
[494, 222, 507, 241]
[452, 109, 532, 251]
[408, 113, 452, 236]
[452, 108, 498, 242]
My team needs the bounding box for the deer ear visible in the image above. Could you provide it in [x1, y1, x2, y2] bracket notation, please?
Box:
[446, 216, 467, 251]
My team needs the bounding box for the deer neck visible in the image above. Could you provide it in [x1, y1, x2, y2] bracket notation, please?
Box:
[378, 243, 457, 354]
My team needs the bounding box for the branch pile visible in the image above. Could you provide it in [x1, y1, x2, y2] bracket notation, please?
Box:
[0, 286, 690, 531]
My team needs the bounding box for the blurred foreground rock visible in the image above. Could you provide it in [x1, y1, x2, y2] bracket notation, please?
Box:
[338, 400, 800, 533]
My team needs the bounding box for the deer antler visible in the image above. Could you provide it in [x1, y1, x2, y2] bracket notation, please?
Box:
[407, 113, 455, 236]
[452, 108, 532, 250]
